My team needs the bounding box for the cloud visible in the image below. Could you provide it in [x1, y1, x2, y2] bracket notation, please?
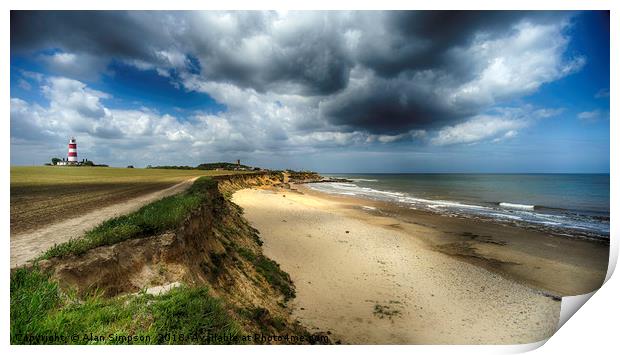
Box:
[10, 11, 589, 166]
[11, 11, 175, 61]
[40, 52, 109, 81]
[351, 11, 565, 77]
[20, 70, 44, 82]
[42, 77, 109, 119]
[430, 105, 562, 146]
[11, 11, 354, 94]
[17, 79, 31, 90]
[10, 98, 59, 142]
[12, 74, 439, 165]
[577, 110, 602, 122]
[321, 15, 581, 134]
[431, 115, 527, 146]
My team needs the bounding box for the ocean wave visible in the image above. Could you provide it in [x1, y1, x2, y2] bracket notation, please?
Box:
[499, 202, 536, 210]
[306, 181, 609, 238]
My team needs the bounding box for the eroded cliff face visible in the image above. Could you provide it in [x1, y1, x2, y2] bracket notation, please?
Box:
[215, 172, 285, 197]
[37, 172, 324, 342]
[215, 171, 320, 197]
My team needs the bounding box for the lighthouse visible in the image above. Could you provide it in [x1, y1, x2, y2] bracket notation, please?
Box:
[67, 137, 78, 163]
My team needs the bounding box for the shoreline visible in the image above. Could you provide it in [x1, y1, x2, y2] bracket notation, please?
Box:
[232, 184, 608, 344]
[297, 184, 608, 296]
[306, 178, 610, 242]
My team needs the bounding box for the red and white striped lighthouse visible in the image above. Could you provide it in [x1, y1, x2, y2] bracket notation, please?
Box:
[68, 137, 77, 163]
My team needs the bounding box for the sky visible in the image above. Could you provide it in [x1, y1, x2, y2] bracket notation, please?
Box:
[9, 10, 610, 173]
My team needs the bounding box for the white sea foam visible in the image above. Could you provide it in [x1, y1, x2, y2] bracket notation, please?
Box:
[428, 200, 491, 210]
[306, 181, 609, 238]
[486, 212, 524, 221]
[499, 202, 536, 210]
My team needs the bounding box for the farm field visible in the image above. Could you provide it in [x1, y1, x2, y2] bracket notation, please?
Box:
[10, 166, 242, 234]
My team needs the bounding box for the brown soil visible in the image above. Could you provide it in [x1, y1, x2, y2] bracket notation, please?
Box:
[11, 178, 197, 267]
[11, 181, 178, 235]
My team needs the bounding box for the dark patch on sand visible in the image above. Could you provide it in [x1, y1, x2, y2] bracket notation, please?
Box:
[460, 232, 508, 246]
[435, 241, 521, 271]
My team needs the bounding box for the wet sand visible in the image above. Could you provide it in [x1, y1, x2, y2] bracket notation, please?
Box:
[230, 186, 601, 344]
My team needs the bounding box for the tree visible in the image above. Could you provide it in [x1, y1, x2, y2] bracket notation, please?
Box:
[51, 157, 61, 165]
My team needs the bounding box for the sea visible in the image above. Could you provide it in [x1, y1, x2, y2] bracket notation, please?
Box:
[307, 174, 610, 240]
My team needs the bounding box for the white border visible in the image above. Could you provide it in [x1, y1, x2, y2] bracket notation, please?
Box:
[3, 1, 616, 354]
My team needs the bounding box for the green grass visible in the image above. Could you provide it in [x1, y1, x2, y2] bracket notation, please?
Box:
[10, 267, 61, 340]
[11, 166, 241, 186]
[39, 177, 219, 260]
[237, 247, 295, 301]
[11, 267, 244, 345]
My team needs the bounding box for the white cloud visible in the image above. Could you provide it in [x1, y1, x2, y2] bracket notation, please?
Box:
[42, 77, 109, 119]
[12, 67, 571, 166]
[12, 71, 446, 166]
[577, 110, 602, 122]
[431, 115, 527, 146]
[20, 70, 44, 82]
[449, 21, 585, 111]
[430, 105, 560, 146]
[40, 52, 109, 81]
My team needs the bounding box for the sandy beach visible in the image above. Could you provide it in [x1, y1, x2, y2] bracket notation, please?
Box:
[229, 185, 606, 344]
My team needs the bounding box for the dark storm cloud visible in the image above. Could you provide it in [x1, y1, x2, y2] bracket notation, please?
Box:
[319, 71, 469, 134]
[11, 11, 353, 95]
[322, 11, 576, 133]
[11, 10, 578, 135]
[362, 11, 565, 77]
[196, 33, 352, 95]
[11, 11, 169, 59]
[182, 11, 353, 95]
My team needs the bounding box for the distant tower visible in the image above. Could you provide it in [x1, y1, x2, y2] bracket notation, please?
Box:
[68, 137, 77, 163]
[237, 159, 241, 166]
